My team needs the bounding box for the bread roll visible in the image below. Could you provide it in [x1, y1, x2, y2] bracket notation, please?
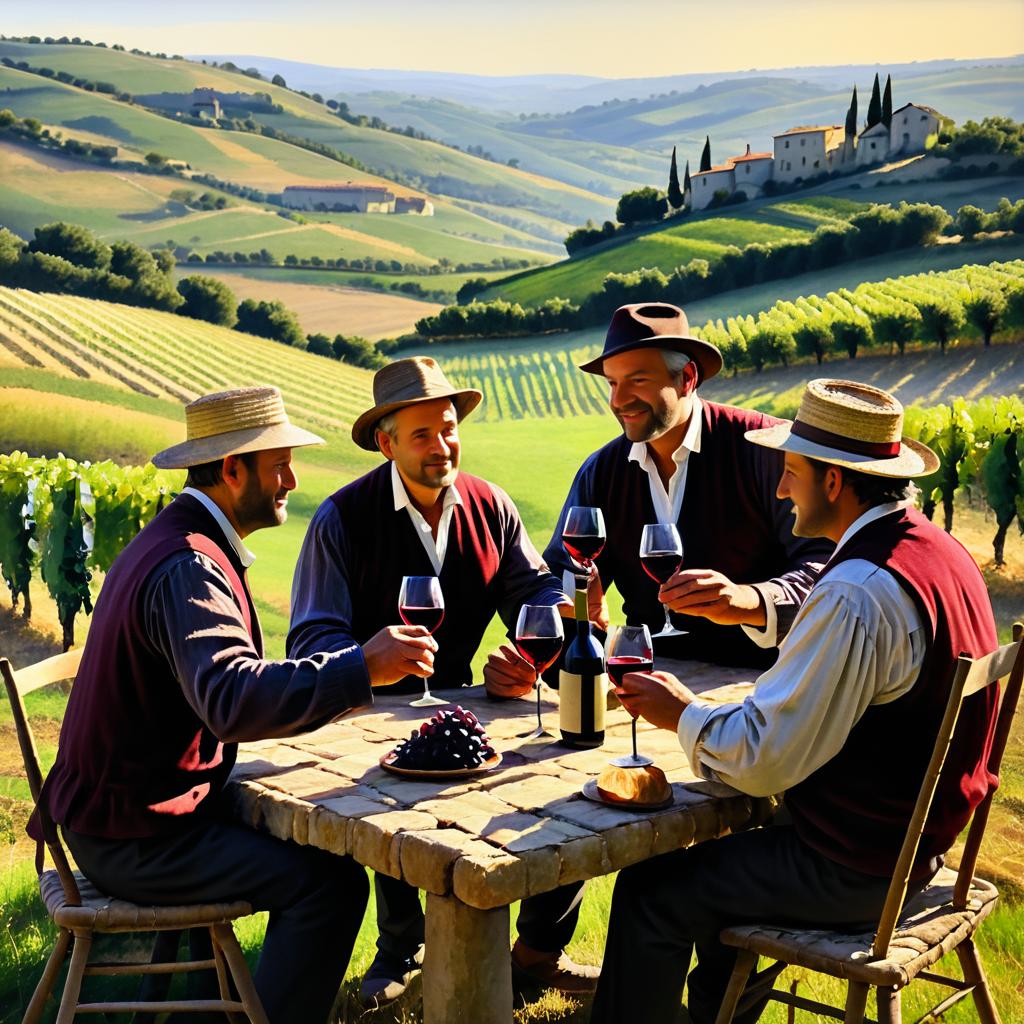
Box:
[596, 764, 671, 805]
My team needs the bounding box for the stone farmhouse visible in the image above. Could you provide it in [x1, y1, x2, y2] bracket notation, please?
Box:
[279, 184, 434, 215]
[686, 99, 945, 209]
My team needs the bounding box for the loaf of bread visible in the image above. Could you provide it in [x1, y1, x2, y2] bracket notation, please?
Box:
[596, 764, 671, 805]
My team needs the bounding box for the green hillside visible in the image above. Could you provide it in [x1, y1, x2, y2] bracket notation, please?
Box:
[0, 42, 614, 228]
[481, 177, 1024, 307]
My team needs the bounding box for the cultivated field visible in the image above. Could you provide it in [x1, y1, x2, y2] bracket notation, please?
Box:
[178, 267, 444, 339]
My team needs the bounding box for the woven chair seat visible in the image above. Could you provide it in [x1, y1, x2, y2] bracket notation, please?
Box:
[719, 867, 999, 988]
[41, 869, 255, 933]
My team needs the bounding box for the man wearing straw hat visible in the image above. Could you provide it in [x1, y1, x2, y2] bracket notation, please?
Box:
[590, 379, 999, 1024]
[288, 356, 595, 1007]
[37, 386, 427, 1024]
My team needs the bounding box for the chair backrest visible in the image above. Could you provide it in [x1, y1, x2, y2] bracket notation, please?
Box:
[871, 623, 1024, 957]
[1, 648, 84, 906]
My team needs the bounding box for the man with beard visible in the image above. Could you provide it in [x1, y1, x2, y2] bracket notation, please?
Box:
[287, 357, 593, 1008]
[36, 387, 428, 1024]
[484, 303, 832, 994]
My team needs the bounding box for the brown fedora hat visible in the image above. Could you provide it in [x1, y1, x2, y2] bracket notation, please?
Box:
[578, 302, 723, 382]
[745, 379, 939, 478]
[351, 356, 483, 452]
[152, 386, 324, 469]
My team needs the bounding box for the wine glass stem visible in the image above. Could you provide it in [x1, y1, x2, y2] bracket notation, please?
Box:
[664, 607, 673, 634]
[423, 679, 432, 700]
[631, 717, 639, 760]
[535, 681, 543, 731]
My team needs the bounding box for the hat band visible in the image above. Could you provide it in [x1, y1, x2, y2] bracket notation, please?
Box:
[791, 419, 902, 458]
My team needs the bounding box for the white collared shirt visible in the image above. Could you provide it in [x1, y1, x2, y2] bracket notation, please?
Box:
[677, 501, 926, 797]
[391, 461, 462, 574]
[182, 486, 256, 567]
[627, 395, 703, 527]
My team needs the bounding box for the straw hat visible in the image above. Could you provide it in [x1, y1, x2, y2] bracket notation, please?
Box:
[152, 386, 324, 469]
[745, 379, 939, 478]
[351, 357, 482, 452]
[577, 302, 723, 382]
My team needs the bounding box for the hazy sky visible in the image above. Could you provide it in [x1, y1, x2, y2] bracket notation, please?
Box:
[4, 0, 1023, 77]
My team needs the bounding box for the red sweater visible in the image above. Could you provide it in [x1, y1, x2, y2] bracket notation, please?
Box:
[786, 507, 999, 879]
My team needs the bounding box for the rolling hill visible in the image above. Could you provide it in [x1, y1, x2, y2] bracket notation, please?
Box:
[479, 176, 1024, 307]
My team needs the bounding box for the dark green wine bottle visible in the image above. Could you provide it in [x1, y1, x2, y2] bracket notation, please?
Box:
[558, 586, 606, 748]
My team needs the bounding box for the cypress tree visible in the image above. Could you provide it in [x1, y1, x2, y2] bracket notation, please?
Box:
[699, 136, 711, 172]
[667, 146, 684, 209]
[866, 73, 882, 128]
[844, 85, 858, 139]
[683, 159, 691, 195]
[882, 74, 893, 127]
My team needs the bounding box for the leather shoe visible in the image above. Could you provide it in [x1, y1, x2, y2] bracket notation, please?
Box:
[511, 939, 600, 995]
[358, 947, 424, 1009]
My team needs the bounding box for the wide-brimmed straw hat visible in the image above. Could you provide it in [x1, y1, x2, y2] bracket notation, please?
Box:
[745, 379, 939, 478]
[578, 302, 723, 382]
[351, 356, 482, 452]
[152, 386, 324, 469]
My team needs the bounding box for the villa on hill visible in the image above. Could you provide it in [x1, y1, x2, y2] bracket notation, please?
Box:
[686, 93, 946, 209]
[278, 183, 434, 215]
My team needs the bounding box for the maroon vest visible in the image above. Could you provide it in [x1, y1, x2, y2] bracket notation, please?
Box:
[34, 494, 261, 840]
[786, 507, 998, 878]
[328, 466, 507, 692]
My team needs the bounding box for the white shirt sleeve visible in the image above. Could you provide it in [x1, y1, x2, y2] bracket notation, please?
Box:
[677, 560, 926, 798]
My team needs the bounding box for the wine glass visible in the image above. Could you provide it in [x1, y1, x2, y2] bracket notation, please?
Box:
[639, 523, 686, 639]
[514, 604, 565, 740]
[399, 576, 448, 707]
[563, 506, 606, 581]
[605, 624, 655, 767]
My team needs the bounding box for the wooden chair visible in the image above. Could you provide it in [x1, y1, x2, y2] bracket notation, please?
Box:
[3, 650, 269, 1024]
[713, 623, 1024, 1024]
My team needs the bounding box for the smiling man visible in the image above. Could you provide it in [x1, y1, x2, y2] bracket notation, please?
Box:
[287, 356, 577, 1007]
[34, 386, 414, 1024]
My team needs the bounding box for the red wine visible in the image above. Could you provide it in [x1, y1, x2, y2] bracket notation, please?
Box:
[641, 552, 681, 585]
[563, 533, 605, 565]
[400, 606, 445, 634]
[515, 635, 563, 673]
[607, 656, 654, 687]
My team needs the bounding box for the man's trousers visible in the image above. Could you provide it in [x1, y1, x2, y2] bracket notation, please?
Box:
[590, 824, 913, 1024]
[65, 817, 369, 1024]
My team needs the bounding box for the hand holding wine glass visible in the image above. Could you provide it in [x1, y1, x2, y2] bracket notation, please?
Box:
[514, 604, 565, 740]
[563, 506, 606, 577]
[639, 523, 686, 639]
[606, 624, 655, 767]
[399, 576, 448, 707]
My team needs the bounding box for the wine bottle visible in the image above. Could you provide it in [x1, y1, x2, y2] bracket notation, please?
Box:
[559, 586, 606, 748]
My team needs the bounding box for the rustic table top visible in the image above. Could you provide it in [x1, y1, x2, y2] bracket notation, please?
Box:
[229, 659, 767, 911]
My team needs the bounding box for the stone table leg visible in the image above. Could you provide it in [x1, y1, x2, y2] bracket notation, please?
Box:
[423, 892, 512, 1024]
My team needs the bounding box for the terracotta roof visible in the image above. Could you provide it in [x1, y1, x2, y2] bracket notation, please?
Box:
[892, 102, 942, 117]
[730, 151, 772, 162]
[774, 125, 843, 137]
[693, 164, 735, 176]
[282, 184, 394, 194]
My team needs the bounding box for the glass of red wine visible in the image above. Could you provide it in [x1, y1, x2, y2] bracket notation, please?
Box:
[563, 506, 606, 579]
[399, 575, 448, 708]
[605, 624, 655, 767]
[514, 604, 565, 739]
[640, 523, 686, 639]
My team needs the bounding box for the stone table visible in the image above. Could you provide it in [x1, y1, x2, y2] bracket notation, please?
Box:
[229, 659, 766, 1024]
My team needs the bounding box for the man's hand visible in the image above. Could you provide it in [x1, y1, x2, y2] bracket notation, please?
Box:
[615, 670, 696, 731]
[483, 643, 537, 700]
[362, 625, 437, 687]
[659, 569, 766, 627]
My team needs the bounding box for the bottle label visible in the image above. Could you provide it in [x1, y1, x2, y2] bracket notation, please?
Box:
[558, 670, 607, 736]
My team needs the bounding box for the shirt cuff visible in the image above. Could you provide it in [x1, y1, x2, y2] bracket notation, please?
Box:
[677, 699, 719, 776]
[741, 582, 779, 649]
[322, 643, 374, 717]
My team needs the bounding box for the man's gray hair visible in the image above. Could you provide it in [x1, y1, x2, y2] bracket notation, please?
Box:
[376, 411, 398, 440]
[660, 349, 691, 382]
